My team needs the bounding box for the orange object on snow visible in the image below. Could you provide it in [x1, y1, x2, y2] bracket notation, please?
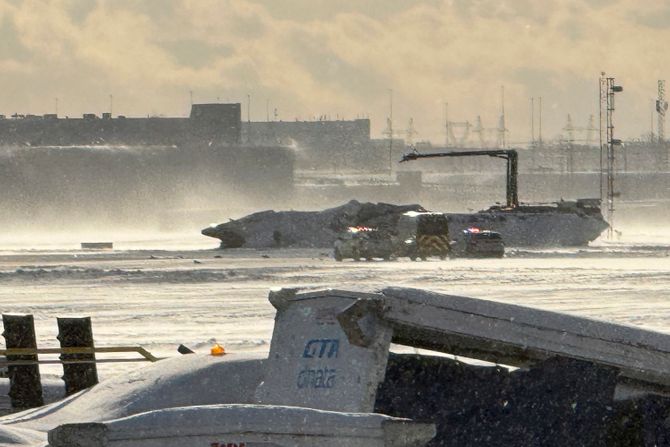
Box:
[210, 344, 226, 356]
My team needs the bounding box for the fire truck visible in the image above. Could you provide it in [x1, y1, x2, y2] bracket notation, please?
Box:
[333, 212, 451, 261]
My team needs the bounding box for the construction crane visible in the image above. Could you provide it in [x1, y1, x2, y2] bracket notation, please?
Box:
[400, 149, 519, 209]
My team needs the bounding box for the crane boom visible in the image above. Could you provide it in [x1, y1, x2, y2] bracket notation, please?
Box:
[400, 149, 519, 208]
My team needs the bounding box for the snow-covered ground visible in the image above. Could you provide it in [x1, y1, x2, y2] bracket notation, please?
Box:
[3, 229, 670, 445]
[2, 230, 670, 381]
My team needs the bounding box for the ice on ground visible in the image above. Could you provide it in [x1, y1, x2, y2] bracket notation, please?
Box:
[1, 235, 670, 444]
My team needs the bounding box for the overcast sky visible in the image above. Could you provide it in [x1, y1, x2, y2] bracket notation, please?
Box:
[0, 0, 667, 142]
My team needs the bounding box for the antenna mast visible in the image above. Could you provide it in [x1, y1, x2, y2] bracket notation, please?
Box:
[599, 73, 623, 239]
[657, 80, 667, 143]
[599, 73, 606, 201]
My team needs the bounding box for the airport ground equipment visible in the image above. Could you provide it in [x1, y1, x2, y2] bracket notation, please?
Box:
[452, 228, 505, 258]
[401, 149, 519, 208]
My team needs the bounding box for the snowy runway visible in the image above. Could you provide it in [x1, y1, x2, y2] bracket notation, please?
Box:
[2, 244, 670, 378]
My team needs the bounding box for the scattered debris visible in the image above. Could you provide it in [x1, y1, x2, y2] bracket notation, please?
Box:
[177, 344, 194, 355]
[81, 242, 113, 250]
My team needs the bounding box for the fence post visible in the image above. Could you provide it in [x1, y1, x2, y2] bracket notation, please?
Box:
[2, 314, 44, 409]
[57, 317, 99, 396]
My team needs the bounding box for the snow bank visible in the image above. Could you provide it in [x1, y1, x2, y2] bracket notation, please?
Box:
[0, 353, 265, 445]
[48, 404, 435, 447]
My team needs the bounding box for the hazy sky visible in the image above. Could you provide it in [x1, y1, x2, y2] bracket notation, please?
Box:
[0, 0, 668, 142]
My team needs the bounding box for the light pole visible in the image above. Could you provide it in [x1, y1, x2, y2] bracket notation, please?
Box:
[600, 74, 623, 239]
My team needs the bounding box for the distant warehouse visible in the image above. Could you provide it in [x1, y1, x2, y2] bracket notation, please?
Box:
[0, 103, 242, 147]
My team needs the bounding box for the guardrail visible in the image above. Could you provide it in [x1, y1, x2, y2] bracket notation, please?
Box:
[0, 346, 162, 366]
[1, 314, 162, 412]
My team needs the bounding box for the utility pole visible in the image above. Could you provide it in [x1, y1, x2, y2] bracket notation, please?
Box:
[538, 96, 543, 146]
[55, 97, 58, 116]
[498, 85, 507, 148]
[388, 89, 393, 172]
[189, 90, 193, 107]
[444, 102, 449, 147]
[109, 94, 113, 116]
[247, 94, 251, 123]
[564, 114, 575, 144]
[530, 97, 535, 146]
[564, 114, 575, 175]
[586, 115, 596, 146]
[473, 116, 485, 147]
[406, 117, 418, 146]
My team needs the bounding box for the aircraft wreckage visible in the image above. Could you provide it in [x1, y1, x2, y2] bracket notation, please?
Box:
[202, 199, 608, 249]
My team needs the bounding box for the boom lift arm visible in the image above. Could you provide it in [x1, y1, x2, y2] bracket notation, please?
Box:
[400, 149, 519, 208]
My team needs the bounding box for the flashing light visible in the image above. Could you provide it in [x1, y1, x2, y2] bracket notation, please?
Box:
[465, 227, 481, 233]
[348, 226, 374, 233]
[210, 344, 226, 356]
